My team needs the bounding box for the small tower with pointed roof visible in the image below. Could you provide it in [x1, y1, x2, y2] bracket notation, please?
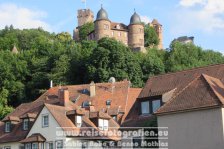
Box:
[150, 19, 163, 49]
[11, 45, 19, 54]
[94, 5, 111, 40]
[128, 11, 146, 52]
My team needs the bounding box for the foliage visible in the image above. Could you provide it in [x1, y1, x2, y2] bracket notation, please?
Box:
[78, 22, 94, 41]
[0, 27, 224, 120]
[144, 25, 159, 47]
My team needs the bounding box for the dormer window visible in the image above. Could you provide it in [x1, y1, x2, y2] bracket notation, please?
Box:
[140, 99, 162, 115]
[106, 100, 111, 106]
[5, 121, 11, 132]
[152, 100, 161, 113]
[75, 115, 82, 127]
[141, 101, 150, 114]
[82, 101, 90, 108]
[98, 119, 109, 131]
[23, 119, 29, 130]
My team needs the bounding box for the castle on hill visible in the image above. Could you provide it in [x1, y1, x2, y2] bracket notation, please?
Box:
[73, 7, 163, 52]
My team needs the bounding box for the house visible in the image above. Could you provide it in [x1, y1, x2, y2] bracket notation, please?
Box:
[138, 64, 224, 149]
[0, 80, 141, 149]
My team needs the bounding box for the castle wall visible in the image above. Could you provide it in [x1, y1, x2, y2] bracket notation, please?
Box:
[111, 30, 128, 45]
[94, 20, 111, 40]
[77, 9, 94, 27]
[128, 24, 144, 48]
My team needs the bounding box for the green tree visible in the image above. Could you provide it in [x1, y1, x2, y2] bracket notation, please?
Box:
[86, 37, 143, 87]
[144, 25, 159, 47]
[78, 22, 94, 41]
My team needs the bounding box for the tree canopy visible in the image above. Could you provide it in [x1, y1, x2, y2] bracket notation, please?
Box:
[0, 26, 224, 119]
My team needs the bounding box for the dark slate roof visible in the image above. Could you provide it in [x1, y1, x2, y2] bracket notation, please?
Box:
[130, 12, 141, 25]
[96, 7, 109, 21]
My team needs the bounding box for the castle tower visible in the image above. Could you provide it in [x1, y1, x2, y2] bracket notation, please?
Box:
[73, 9, 94, 40]
[128, 12, 146, 52]
[151, 19, 163, 49]
[77, 9, 94, 27]
[94, 6, 111, 40]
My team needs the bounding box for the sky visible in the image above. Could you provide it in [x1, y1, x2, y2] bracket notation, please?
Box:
[0, 0, 224, 52]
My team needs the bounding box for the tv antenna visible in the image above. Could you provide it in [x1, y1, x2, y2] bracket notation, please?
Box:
[81, 0, 87, 9]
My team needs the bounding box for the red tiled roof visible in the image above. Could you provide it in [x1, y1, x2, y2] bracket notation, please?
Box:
[0, 80, 140, 143]
[20, 133, 46, 143]
[139, 64, 224, 99]
[156, 74, 224, 114]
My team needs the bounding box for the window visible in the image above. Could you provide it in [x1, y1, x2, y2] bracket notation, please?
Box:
[32, 143, 38, 149]
[56, 140, 63, 149]
[47, 142, 53, 149]
[76, 115, 82, 127]
[111, 31, 114, 36]
[104, 24, 109, 30]
[118, 32, 121, 37]
[42, 114, 49, 127]
[5, 121, 11, 132]
[106, 100, 111, 106]
[82, 101, 90, 107]
[98, 119, 109, 130]
[116, 24, 120, 29]
[104, 120, 109, 130]
[112, 116, 117, 121]
[140, 99, 162, 115]
[98, 119, 104, 130]
[25, 144, 31, 149]
[152, 100, 161, 113]
[4, 147, 11, 149]
[141, 101, 150, 114]
[23, 119, 29, 130]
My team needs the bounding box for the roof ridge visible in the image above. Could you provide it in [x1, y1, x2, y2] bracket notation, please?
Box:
[148, 63, 224, 80]
[202, 74, 224, 104]
[156, 75, 201, 113]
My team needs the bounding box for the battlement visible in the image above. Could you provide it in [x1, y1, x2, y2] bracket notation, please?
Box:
[77, 9, 94, 26]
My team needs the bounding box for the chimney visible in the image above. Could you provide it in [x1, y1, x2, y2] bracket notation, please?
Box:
[58, 89, 70, 106]
[50, 80, 53, 88]
[90, 81, 96, 97]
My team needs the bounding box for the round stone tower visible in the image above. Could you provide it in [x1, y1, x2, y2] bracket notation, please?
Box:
[128, 12, 145, 52]
[94, 6, 111, 40]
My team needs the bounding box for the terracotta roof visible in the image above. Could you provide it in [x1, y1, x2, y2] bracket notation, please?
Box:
[111, 22, 128, 31]
[2, 116, 20, 122]
[156, 74, 224, 114]
[139, 64, 224, 99]
[0, 80, 140, 142]
[20, 133, 46, 143]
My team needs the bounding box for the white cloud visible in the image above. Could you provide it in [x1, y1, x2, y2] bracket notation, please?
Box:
[171, 0, 224, 35]
[179, 0, 206, 7]
[140, 16, 151, 24]
[0, 3, 51, 31]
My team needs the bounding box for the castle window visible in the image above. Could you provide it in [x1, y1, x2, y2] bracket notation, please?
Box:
[124, 33, 127, 37]
[118, 32, 121, 37]
[104, 24, 109, 30]
[111, 31, 114, 36]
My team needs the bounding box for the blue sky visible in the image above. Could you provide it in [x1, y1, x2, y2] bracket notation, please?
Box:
[0, 0, 224, 52]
